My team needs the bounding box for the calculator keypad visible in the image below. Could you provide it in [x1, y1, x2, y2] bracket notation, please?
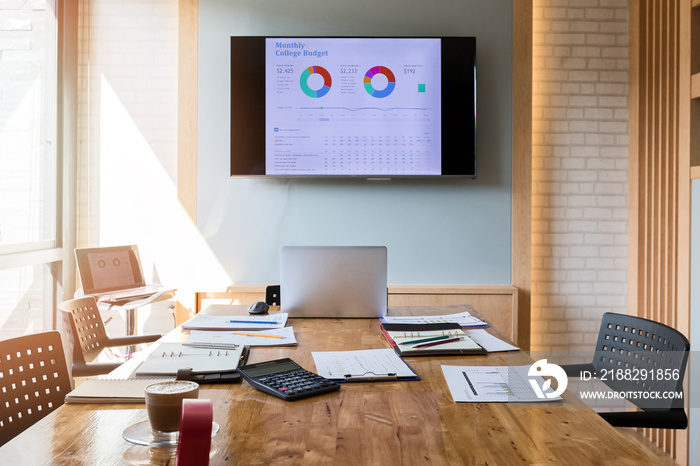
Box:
[237, 359, 340, 401]
[258, 369, 337, 398]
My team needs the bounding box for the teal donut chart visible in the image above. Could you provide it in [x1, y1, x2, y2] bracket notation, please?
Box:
[363, 66, 396, 98]
[300, 65, 332, 98]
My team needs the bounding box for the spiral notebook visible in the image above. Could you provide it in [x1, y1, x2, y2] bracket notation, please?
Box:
[380, 323, 486, 356]
[135, 343, 246, 376]
[65, 377, 175, 404]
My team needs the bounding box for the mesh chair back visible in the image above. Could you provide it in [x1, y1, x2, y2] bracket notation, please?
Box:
[59, 297, 109, 364]
[265, 285, 281, 305]
[0, 331, 72, 446]
[590, 312, 689, 410]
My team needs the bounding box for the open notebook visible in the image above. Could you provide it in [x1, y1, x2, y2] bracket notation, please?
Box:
[380, 323, 486, 356]
[135, 343, 246, 376]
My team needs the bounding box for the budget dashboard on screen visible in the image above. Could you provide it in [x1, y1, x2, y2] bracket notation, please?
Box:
[230, 36, 476, 178]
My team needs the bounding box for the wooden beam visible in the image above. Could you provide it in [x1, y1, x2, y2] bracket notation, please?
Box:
[512, 0, 533, 351]
[178, 0, 198, 223]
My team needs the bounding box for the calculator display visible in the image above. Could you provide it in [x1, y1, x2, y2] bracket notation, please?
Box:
[243, 360, 300, 378]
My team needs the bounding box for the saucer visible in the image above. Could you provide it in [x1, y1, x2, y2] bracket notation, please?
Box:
[122, 420, 220, 447]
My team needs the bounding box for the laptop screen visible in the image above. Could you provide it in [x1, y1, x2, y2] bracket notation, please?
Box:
[75, 245, 146, 295]
[280, 246, 388, 318]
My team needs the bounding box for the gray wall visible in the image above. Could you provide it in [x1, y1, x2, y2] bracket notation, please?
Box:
[198, 0, 514, 285]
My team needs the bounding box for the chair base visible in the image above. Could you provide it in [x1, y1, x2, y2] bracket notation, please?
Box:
[599, 408, 687, 430]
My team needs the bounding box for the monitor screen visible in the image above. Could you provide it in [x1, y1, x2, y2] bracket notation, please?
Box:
[230, 36, 476, 178]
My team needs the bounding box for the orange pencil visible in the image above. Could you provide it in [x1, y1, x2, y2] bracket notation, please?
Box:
[233, 332, 283, 339]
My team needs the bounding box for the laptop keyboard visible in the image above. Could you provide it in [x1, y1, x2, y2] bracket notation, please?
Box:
[97, 285, 164, 302]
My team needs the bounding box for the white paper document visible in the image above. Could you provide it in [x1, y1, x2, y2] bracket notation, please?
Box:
[312, 348, 418, 381]
[464, 329, 519, 352]
[441, 365, 563, 402]
[381, 311, 488, 328]
[182, 312, 288, 331]
[185, 327, 297, 347]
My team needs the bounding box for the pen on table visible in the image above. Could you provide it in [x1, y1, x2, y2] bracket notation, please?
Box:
[182, 343, 240, 349]
[233, 332, 284, 339]
[228, 319, 277, 324]
[399, 334, 451, 346]
[412, 336, 461, 349]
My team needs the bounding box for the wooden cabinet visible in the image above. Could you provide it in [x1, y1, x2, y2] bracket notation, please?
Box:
[691, 0, 700, 168]
[193, 284, 519, 345]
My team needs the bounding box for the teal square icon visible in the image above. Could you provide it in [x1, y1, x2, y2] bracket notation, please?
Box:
[418, 84, 426, 93]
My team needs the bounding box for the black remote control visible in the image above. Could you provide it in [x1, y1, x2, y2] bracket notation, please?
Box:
[237, 358, 340, 401]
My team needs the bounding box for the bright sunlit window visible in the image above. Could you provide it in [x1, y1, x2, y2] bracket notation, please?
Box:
[0, 1, 60, 336]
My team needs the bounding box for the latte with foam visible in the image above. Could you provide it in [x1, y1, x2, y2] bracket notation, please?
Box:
[145, 381, 199, 432]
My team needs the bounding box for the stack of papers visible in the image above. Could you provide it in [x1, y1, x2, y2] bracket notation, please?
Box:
[186, 328, 297, 347]
[182, 313, 288, 331]
[65, 377, 175, 404]
[380, 311, 488, 328]
[463, 329, 519, 352]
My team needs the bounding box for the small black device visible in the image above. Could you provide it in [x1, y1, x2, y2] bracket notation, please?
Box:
[248, 301, 269, 315]
[237, 358, 340, 401]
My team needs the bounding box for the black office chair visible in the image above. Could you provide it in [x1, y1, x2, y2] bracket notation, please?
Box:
[265, 285, 281, 305]
[561, 312, 689, 429]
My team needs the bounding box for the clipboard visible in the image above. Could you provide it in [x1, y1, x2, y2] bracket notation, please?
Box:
[340, 364, 420, 383]
[311, 348, 420, 383]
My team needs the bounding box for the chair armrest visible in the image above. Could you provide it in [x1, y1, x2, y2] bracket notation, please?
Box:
[560, 363, 595, 378]
[599, 408, 687, 429]
[71, 361, 123, 378]
[104, 334, 162, 348]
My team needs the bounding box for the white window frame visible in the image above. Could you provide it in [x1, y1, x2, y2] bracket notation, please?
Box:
[0, 0, 78, 330]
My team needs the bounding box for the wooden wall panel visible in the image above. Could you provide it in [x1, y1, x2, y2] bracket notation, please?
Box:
[630, 0, 690, 462]
[178, 0, 198, 223]
[512, 0, 533, 352]
[193, 285, 520, 344]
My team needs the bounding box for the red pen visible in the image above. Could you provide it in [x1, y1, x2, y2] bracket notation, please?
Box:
[413, 336, 461, 349]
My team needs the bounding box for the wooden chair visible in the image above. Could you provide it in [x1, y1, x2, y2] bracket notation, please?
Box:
[0, 331, 72, 446]
[561, 312, 690, 429]
[59, 296, 161, 377]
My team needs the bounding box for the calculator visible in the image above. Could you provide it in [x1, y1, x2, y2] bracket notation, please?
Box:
[237, 358, 340, 401]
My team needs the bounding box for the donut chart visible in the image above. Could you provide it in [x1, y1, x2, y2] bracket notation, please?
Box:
[364, 66, 396, 98]
[300, 66, 332, 98]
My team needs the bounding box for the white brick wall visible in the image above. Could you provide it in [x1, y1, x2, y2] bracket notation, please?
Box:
[76, 0, 178, 249]
[532, 0, 629, 352]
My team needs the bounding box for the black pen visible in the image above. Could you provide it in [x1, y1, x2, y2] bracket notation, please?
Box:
[413, 336, 461, 349]
[400, 335, 451, 346]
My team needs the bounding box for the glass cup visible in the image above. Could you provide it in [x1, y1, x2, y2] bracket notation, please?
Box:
[145, 380, 200, 443]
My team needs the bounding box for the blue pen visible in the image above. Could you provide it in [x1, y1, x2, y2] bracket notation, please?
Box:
[228, 319, 277, 324]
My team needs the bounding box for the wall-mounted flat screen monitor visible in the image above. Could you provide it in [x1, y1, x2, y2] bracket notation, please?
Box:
[230, 36, 476, 178]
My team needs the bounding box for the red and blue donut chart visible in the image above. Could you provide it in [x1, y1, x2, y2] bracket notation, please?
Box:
[363, 66, 396, 98]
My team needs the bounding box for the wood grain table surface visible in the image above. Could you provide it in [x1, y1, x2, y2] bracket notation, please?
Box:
[0, 305, 659, 465]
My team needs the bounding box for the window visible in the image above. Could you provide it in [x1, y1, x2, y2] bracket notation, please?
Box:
[0, 1, 70, 337]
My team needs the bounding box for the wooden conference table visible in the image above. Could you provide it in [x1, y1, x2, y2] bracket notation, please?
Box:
[0, 305, 660, 465]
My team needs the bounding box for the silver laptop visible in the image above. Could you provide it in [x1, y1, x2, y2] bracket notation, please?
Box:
[280, 246, 387, 318]
[75, 245, 167, 303]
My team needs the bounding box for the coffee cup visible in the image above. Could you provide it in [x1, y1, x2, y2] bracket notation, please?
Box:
[145, 380, 200, 433]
